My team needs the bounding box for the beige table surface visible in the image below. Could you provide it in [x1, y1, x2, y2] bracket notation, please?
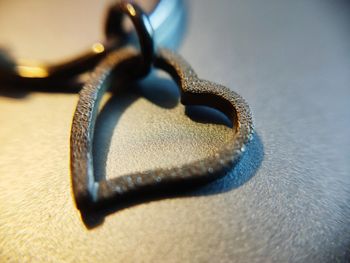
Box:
[1, 0, 350, 262]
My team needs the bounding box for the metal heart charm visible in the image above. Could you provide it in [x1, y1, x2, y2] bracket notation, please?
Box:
[70, 47, 253, 211]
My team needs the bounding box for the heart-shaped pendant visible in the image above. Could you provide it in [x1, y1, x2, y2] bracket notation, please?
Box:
[70, 46, 253, 211]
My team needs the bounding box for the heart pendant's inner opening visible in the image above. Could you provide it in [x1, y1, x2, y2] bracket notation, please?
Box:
[93, 70, 235, 181]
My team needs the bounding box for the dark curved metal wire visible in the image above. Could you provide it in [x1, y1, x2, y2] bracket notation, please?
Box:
[0, 0, 182, 87]
[107, 1, 154, 74]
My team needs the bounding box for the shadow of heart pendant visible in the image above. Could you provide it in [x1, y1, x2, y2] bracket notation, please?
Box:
[70, 46, 254, 211]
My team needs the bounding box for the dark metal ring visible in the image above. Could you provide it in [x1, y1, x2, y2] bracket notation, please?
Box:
[0, 0, 181, 86]
[106, 1, 155, 75]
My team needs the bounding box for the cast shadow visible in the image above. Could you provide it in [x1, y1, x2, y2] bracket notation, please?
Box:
[0, 79, 81, 98]
[185, 105, 233, 127]
[93, 72, 180, 182]
[82, 73, 264, 228]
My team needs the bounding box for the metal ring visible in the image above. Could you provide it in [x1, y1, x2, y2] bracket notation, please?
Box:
[106, 2, 154, 75]
[0, 0, 182, 86]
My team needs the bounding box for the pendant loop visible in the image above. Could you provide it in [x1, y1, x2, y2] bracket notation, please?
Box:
[105, 2, 155, 75]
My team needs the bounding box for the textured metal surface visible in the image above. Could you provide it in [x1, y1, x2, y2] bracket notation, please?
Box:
[71, 47, 253, 211]
[1, 0, 350, 262]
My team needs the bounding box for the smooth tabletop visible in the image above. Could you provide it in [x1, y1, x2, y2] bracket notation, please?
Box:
[0, 0, 349, 262]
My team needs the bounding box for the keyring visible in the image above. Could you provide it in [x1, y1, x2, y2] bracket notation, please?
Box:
[104, 2, 155, 76]
[0, 0, 184, 87]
